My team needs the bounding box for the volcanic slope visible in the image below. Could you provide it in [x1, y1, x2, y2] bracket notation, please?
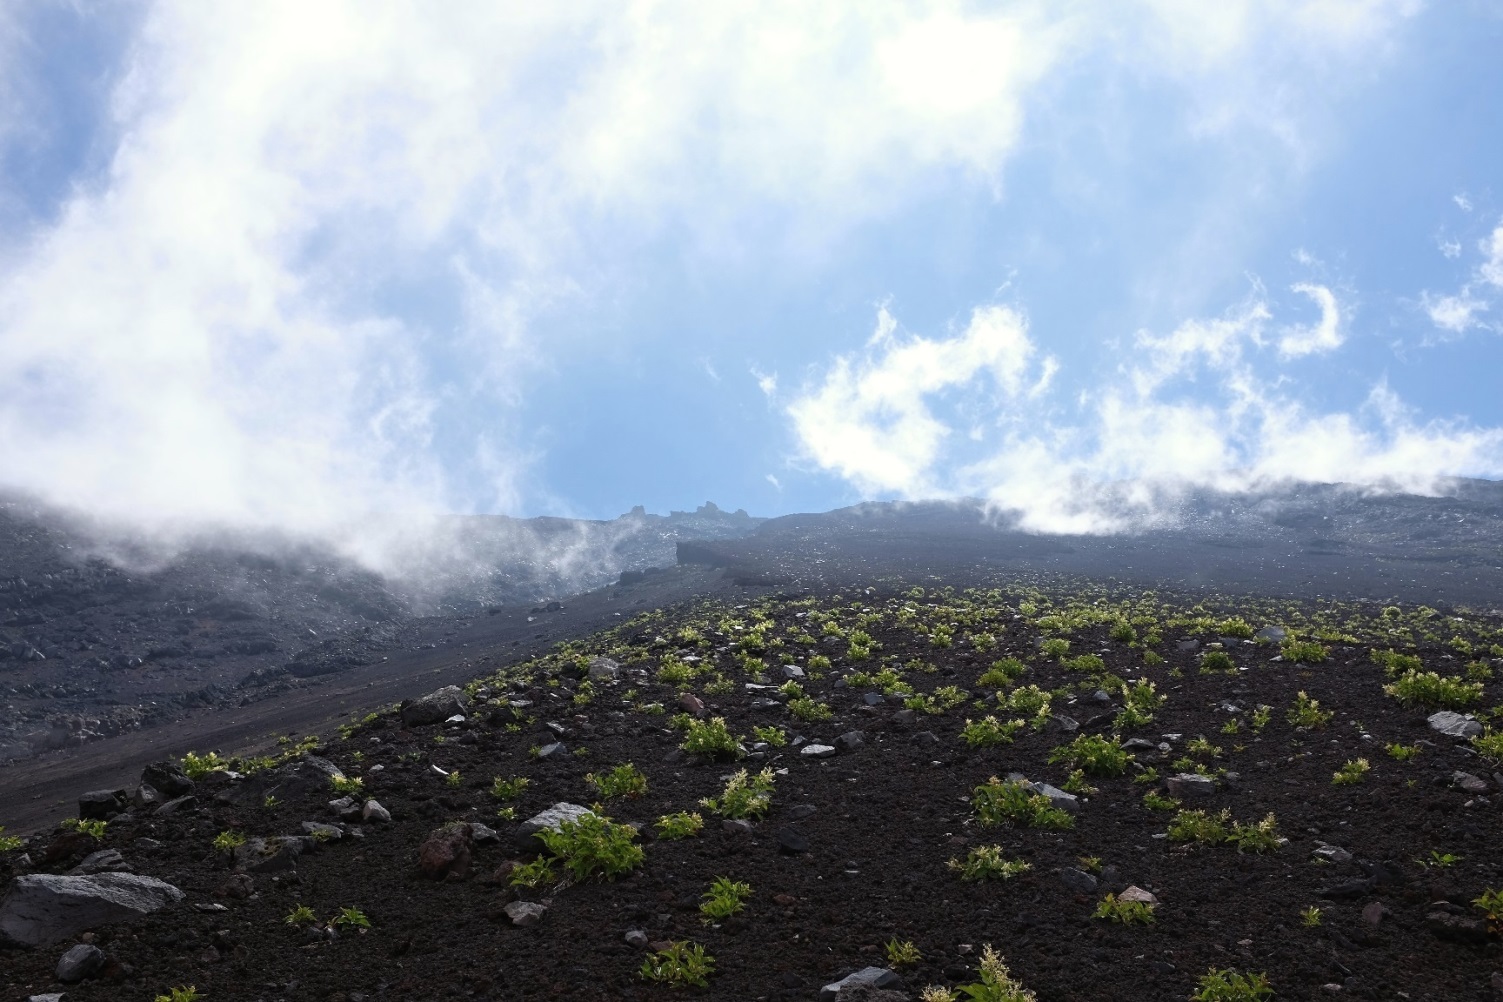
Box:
[3, 580, 1503, 1001]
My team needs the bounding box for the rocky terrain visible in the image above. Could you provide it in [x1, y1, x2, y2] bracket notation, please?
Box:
[2, 579, 1502, 1001]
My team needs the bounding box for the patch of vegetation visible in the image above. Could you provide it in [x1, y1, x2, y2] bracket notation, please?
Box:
[61, 818, 107, 840]
[700, 768, 776, 820]
[1300, 906, 1322, 927]
[212, 830, 246, 853]
[655, 811, 704, 840]
[929, 945, 1037, 1002]
[1382, 670, 1483, 709]
[960, 715, 1024, 747]
[979, 657, 1028, 688]
[586, 762, 648, 799]
[537, 813, 645, 880]
[1385, 742, 1421, 761]
[639, 941, 716, 987]
[1142, 790, 1180, 811]
[1200, 650, 1236, 674]
[1331, 758, 1371, 786]
[1473, 888, 1503, 934]
[885, 938, 923, 967]
[1191, 968, 1273, 1002]
[1286, 691, 1332, 729]
[1473, 728, 1503, 765]
[971, 777, 1074, 830]
[787, 696, 834, 722]
[1093, 893, 1155, 925]
[947, 845, 1031, 882]
[490, 775, 530, 800]
[154, 988, 200, 1002]
[284, 904, 317, 926]
[699, 876, 752, 922]
[331, 906, 371, 929]
[679, 717, 742, 758]
[1048, 733, 1131, 776]
[329, 774, 365, 795]
[1281, 638, 1329, 663]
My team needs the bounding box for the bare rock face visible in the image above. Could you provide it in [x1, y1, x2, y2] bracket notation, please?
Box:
[418, 825, 473, 880]
[400, 685, 469, 726]
[0, 872, 184, 947]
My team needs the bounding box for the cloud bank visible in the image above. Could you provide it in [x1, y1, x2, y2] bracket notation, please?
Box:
[787, 289, 1503, 533]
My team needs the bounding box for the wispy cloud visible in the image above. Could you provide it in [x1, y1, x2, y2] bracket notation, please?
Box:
[1421, 218, 1503, 337]
[788, 291, 1503, 533]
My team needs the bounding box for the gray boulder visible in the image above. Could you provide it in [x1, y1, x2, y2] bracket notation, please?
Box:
[400, 685, 469, 726]
[515, 803, 595, 852]
[140, 761, 194, 798]
[56, 942, 105, 981]
[1166, 773, 1216, 798]
[77, 789, 129, 821]
[0, 873, 184, 947]
[1428, 711, 1482, 739]
[587, 656, 620, 681]
[820, 967, 900, 1000]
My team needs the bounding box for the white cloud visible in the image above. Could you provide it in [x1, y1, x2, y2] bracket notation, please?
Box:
[789, 294, 1503, 533]
[1440, 237, 1462, 259]
[1482, 221, 1503, 288]
[1277, 282, 1344, 357]
[765, 473, 782, 490]
[1455, 192, 1474, 212]
[752, 368, 779, 397]
[1423, 290, 1488, 333]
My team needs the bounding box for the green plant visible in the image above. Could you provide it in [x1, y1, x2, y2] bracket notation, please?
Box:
[788, 696, 834, 722]
[752, 724, 788, 746]
[947, 845, 1032, 881]
[587, 762, 649, 799]
[999, 684, 1051, 720]
[1142, 650, 1164, 666]
[330, 774, 365, 795]
[1286, 691, 1332, 729]
[61, 818, 107, 840]
[1200, 650, 1236, 674]
[1040, 637, 1070, 659]
[700, 768, 776, 820]
[960, 715, 1024, 747]
[1167, 808, 1230, 845]
[0, 827, 22, 852]
[971, 777, 1073, 830]
[537, 813, 645, 880]
[1229, 813, 1282, 854]
[1219, 718, 1241, 735]
[1191, 968, 1272, 1002]
[153, 988, 200, 1002]
[1142, 790, 1180, 811]
[885, 938, 923, 966]
[1048, 733, 1131, 776]
[284, 904, 317, 926]
[979, 657, 1028, 688]
[1380, 740, 1423, 765]
[331, 906, 371, 929]
[1331, 758, 1370, 786]
[1249, 705, 1272, 732]
[1063, 653, 1106, 673]
[1300, 906, 1322, 927]
[1474, 727, 1503, 765]
[1185, 735, 1222, 758]
[1418, 850, 1462, 869]
[1281, 639, 1329, 664]
[212, 830, 246, 853]
[1118, 678, 1165, 728]
[1383, 670, 1483, 709]
[445, 769, 463, 787]
[1060, 769, 1097, 794]
[490, 775, 530, 800]
[1110, 620, 1138, 643]
[679, 717, 742, 758]
[1473, 887, 1503, 934]
[655, 811, 704, 840]
[699, 876, 752, 922]
[1371, 648, 1424, 677]
[262, 795, 280, 809]
[947, 944, 1037, 1001]
[180, 750, 229, 778]
[509, 855, 556, 888]
[1093, 893, 1155, 925]
[640, 941, 716, 987]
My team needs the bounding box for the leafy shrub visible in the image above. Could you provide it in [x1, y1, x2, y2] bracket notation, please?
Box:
[1142, 790, 1180, 811]
[1167, 808, 1229, 845]
[752, 724, 788, 746]
[1473, 728, 1503, 765]
[971, 777, 1073, 830]
[1048, 733, 1131, 776]
[154, 988, 200, 1002]
[330, 774, 364, 795]
[284, 904, 317, 926]
[885, 938, 922, 966]
[1063, 653, 1106, 673]
[947, 845, 1031, 881]
[1385, 742, 1421, 761]
[960, 716, 1024, 747]
[1217, 617, 1254, 638]
[979, 657, 1029, 688]
[1371, 648, 1422, 677]
[490, 775, 530, 800]
[1331, 758, 1370, 786]
[700, 768, 776, 819]
[1191, 968, 1272, 1002]
[1230, 813, 1282, 853]
[787, 696, 834, 722]
[180, 750, 229, 779]
[212, 830, 246, 853]
[331, 906, 371, 929]
[1118, 678, 1164, 728]
[1093, 893, 1155, 925]
[940, 945, 1037, 1002]
[639, 941, 715, 987]
[679, 717, 742, 758]
[1286, 691, 1331, 728]
[999, 684, 1051, 719]
[537, 814, 645, 880]
[1199, 650, 1235, 674]
[587, 762, 648, 799]
[699, 876, 752, 921]
[1281, 639, 1329, 664]
[1040, 638, 1070, 659]
[654, 811, 704, 840]
[1474, 888, 1503, 934]
[1382, 670, 1483, 709]
[1109, 620, 1138, 643]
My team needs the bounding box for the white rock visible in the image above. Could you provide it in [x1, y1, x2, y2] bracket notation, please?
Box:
[504, 901, 547, 927]
[1429, 711, 1482, 739]
[800, 744, 837, 758]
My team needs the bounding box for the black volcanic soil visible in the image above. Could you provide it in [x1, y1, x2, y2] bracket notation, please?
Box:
[3, 581, 1502, 1001]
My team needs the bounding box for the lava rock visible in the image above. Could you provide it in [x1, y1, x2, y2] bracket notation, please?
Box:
[1166, 773, 1216, 798]
[833, 730, 865, 752]
[140, 761, 194, 798]
[1059, 868, 1098, 894]
[1428, 711, 1483, 739]
[820, 966, 900, 1000]
[400, 685, 469, 727]
[56, 942, 105, 982]
[587, 656, 620, 681]
[77, 789, 129, 821]
[777, 827, 811, 854]
[417, 825, 473, 880]
[0, 873, 185, 947]
[801, 744, 837, 758]
[505, 901, 547, 927]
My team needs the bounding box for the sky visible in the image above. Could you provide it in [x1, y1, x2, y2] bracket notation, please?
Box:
[2, 1, 1503, 542]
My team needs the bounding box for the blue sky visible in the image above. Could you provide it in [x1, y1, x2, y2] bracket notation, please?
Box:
[2, 1, 1502, 540]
